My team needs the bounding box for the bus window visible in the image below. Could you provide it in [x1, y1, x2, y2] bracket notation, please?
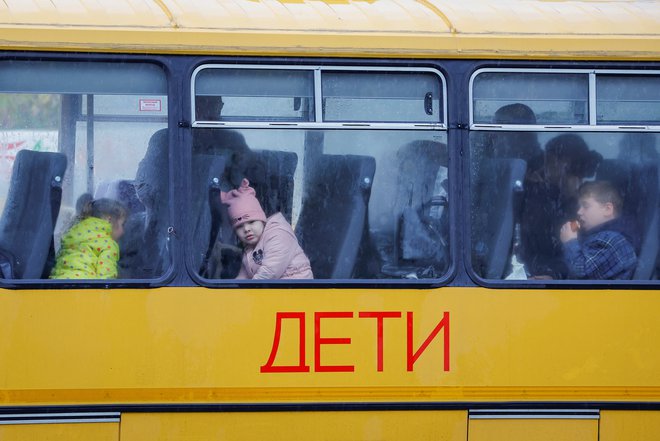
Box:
[470, 130, 660, 281]
[193, 68, 315, 122]
[470, 69, 660, 283]
[322, 71, 443, 123]
[0, 60, 168, 281]
[472, 72, 589, 125]
[597, 74, 660, 125]
[191, 66, 448, 282]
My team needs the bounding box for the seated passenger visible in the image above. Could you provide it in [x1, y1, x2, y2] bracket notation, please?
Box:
[521, 134, 602, 279]
[221, 179, 313, 280]
[194, 95, 254, 188]
[50, 197, 127, 279]
[491, 103, 543, 168]
[560, 181, 637, 280]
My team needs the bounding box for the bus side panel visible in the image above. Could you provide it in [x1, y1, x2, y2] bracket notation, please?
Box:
[0, 423, 118, 441]
[2, 287, 660, 403]
[600, 411, 660, 441]
[468, 419, 597, 441]
[119, 411, 466, 441]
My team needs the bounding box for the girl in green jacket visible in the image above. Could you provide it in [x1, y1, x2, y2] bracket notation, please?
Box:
[50, 197, 127, 279]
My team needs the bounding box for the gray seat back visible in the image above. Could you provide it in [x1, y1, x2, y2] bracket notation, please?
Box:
[471, 158, 527, 279]
[246, 149, 298, 223]
[191, 154, 226, 274]
[0, 150, 66, 279]
[296, 154, 376, 279]
[392, 140, 448, 270]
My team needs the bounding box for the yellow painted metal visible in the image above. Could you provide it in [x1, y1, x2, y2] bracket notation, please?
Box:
[600, 411, 660, 441]
[0, 423, 118, 441]
[1, 287, 660, 404]
[119, 411, 466, 441]
[468, 419, 598, 441]
[0, 0, 657, 59]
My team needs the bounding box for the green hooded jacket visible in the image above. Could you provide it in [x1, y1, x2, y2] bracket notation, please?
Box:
[50, 217, 119, 279]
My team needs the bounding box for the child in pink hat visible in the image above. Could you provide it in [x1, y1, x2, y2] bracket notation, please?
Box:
[221, 179, 313, 279]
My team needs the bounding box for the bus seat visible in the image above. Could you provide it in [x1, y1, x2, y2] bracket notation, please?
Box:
[383, 140, 448, 277]
[0, 150, 66, 279]
[95, 179, 145, 214]
[121, 128, 170, 279]
[471, 158, 527, 279]
[596, 159, 660, 279]
[296, 154, 376, 279]
[191, 153, 226, 275]
[193, 128, 253, 189]
[246, 149, 298, 223]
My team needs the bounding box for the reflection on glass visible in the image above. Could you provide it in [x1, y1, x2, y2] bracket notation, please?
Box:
[0, 61, 168, 280]
[195, 69, 315, 122]
[473, 72, 589, 125]
[192, 128, 449, 280]
[322, 71, 442, 123]
[597, 75, 660, 125]
[470, 130, 660, 281]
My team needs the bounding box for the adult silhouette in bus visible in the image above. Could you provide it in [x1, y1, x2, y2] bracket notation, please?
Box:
[194, 95, 254, 189]
[490, 103, 543, 168]
[471, 103, 542, 278]
[118, 128, 171, 279]
[521, 134, 602, 279]
[193, 95, 255, 278]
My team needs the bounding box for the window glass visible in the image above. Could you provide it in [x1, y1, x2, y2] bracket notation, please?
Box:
[0, 60, 166, 94]
[191, 128, 449, 281]
[470, 128, 660, 282]
[194, 69, 314, 122]
[597, 75, 660, 125]
[472, 72, 589, 125]
[322, 71, 442, 123]
[82, 95, 168, 118]
[0, 60, 168, 281]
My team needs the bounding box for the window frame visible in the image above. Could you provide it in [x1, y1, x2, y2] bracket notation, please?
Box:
[189, 63, 452, 287]
[469, 68, 660, 132]
[0, 54, 176, 289]
[191, 64, 447, 130]
[467, 66, 660, 288]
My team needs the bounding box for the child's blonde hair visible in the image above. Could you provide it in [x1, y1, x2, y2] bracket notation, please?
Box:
[76, 193, 127, 224]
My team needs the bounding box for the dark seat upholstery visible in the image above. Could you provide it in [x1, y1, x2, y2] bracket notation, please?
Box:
[119, 128, 170, 279]
[597, 159, 659, 279]
[0, 150, 67, 279]
[193, 128, 252, 188]
[385, 140, 448, 276]
[246, 149, 298, 223]
[471, 158, 527, 279]
[296, 154, 376, 279]
[191, 153, 226, 274]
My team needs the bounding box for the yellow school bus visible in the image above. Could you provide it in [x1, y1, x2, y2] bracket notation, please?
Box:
[0, 1, 659, 440]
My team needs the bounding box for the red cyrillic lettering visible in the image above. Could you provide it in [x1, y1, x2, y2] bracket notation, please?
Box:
[261, 312, 310, 373]
[406, 311, 450, 372]
[314, 312, 354, 372]
[358, 311, 402, 371]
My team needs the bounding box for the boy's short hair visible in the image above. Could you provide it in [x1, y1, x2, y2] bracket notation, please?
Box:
[578, 180, 623, 214]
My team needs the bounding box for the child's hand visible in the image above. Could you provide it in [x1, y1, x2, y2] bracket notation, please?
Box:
[560, 221, 579, 243]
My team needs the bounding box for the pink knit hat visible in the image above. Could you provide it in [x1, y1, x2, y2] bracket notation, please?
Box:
[221, 178, 267, 228]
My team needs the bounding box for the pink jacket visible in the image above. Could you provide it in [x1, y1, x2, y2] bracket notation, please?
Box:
[237, 213, 313, 280]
